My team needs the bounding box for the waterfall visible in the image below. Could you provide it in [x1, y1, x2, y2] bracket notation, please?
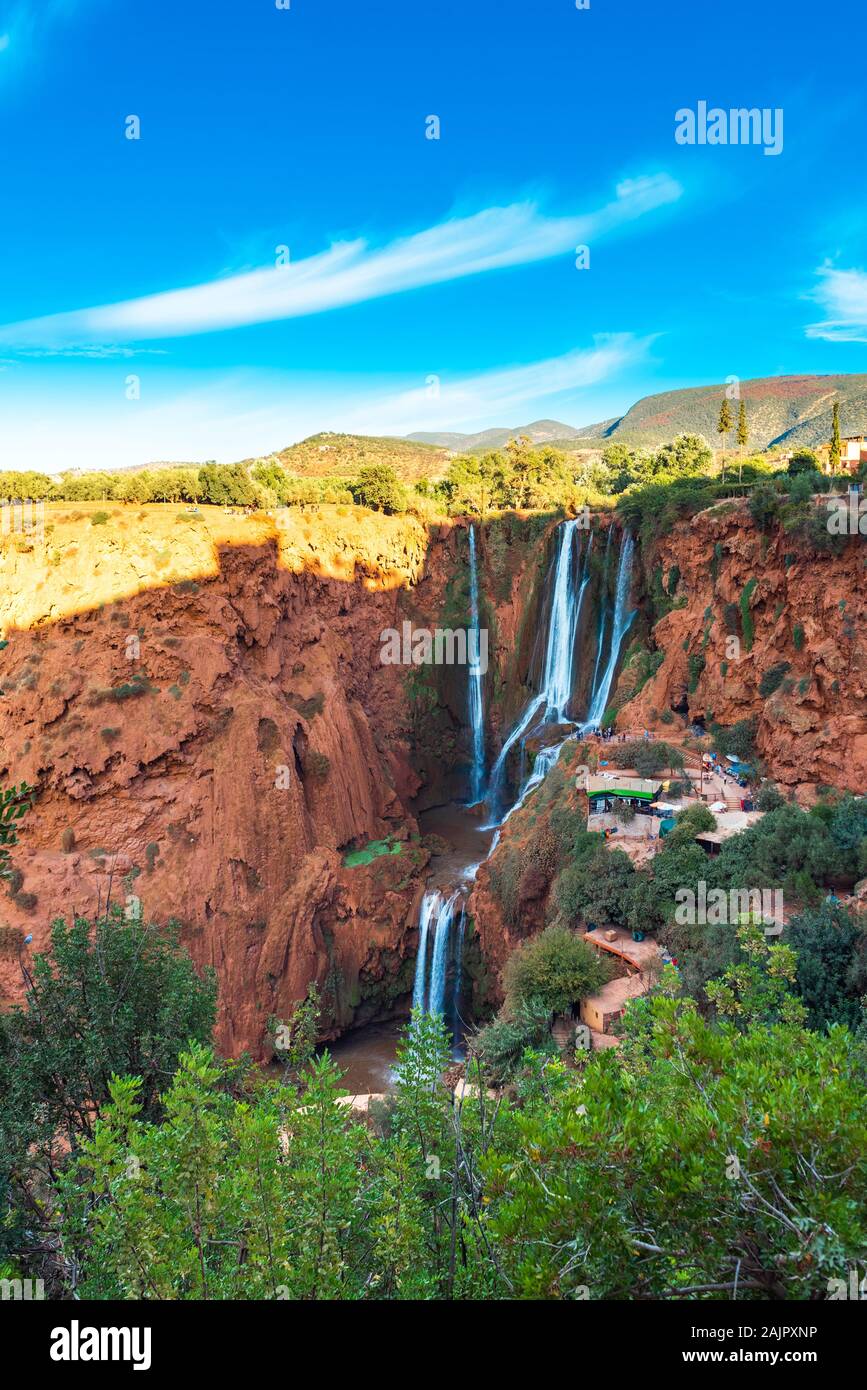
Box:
[484, 693, 546, 817]
[590, 524, 614, 702]
[498, 743, 560, 827]
[428, 892, 460, 1016]
[410, 520, 636, 1039]
[467, 525, 486, 804]
[581, 530, 636, 732]
[540, 518, 583, 721]
[484, 520, 592, 820]
[413, 889, 462, 1018]
[412, 891, 440, 1011]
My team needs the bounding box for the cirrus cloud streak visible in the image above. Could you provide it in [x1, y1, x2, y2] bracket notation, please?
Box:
[0, 174, 682, 349]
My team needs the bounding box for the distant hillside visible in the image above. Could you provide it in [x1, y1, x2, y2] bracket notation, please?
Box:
[402, 375, 867, 457]
[213, 375, 867, 486]
[407, 419, 583, 453]
[242, 432, 451, 483]
[591, 374, 867, 451]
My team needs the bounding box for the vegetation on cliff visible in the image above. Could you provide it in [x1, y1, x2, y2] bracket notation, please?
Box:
[3, 928, 865, 1301]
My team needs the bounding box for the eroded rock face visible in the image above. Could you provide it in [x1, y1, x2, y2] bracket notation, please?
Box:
[5, 500, 859, 1052]
[0, 504, 544, 1056]
[467, 742, 589, 1008]
[613, 503, 867, 796]
[0, 507, 443, 1056]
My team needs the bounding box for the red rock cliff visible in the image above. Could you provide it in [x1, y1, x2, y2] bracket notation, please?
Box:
[613, 502, 866, 797]
[0, 506, 445, 1055]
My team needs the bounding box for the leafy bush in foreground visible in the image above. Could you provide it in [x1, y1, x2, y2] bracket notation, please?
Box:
[503, 925, 613, 1015]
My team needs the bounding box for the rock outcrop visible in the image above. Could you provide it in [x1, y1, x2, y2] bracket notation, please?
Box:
[3, 498, 862, 1052]
[0, 506, 440, 1055]
[612, 502, 867, 797]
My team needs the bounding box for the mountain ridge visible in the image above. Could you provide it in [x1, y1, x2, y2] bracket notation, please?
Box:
[405, 373, 867, 455]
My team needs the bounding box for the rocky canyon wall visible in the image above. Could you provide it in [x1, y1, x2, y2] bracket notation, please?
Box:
[612, 501, 866, 797]
[0, 503, 543, 1056]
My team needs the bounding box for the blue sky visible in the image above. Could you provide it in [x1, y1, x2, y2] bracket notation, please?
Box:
[1, 0, 867, 470]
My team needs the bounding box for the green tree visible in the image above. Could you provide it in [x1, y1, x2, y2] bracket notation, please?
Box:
[197, 464, 258, 507]
[736, 399, 748, 483]
[251, 459, 291, 504]
[599, 443, 642, 494]
[349, 464, 407, 514]
[483, 988, 867, 1298]
[503, 926, 612, 1015]
[717, 398, 733, 480]
[651, 433, 712, 482]
[705, 920, 807, 1027]
[787, 448, 820, 475]
[787, 904, 866, 1032]
[830, 401, 842, 471]
[59, 1044, 371, 1299]
[610, 738, 684, 778]
[444, 452, 504, 518]
[0, 908, 216, 1278]
[555, 845, 636, 929]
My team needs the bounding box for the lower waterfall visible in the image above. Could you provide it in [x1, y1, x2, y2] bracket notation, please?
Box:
[411, 518, 636, 1038]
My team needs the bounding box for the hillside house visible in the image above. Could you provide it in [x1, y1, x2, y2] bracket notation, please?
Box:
[818, 435, 867, 474]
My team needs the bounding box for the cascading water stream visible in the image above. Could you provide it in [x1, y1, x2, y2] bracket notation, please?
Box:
[590, 524, 614, 703]
[450, 905, 467, 1040]
[540, 517, 583, 722]
[580, 531, 636, 732]
[428, 891, 461, 1017]
[467, 525, 486, 804]
[412, 891, 441, 1011]
[412, 888, 463, 1021]
[412, 521, 636, 1039]
[484, 525, 593, 821]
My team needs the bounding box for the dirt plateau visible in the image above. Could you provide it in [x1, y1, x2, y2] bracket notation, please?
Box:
[1, 500, 864, 1054]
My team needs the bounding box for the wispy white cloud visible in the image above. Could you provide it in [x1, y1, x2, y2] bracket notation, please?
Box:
[0, 174, 683, 348]
[805, 261, 867, 342]
[0, 336, 652, 471]
[344, 334, 653, 435]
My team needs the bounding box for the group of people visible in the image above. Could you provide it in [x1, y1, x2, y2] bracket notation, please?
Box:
[581, 726, 655, 744]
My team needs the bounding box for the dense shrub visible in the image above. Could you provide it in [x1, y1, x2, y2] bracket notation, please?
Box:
[554, 845, 636, 929]
[787, 904, 866, 1031]
[739, 578, 758, 651]
[713, 803, 849, 894]
[758, 661, 791, 698]
[610, 739, 684, 777]
[710, 716, 757, 763]
[471, 996, 555, 1084]
[349, 465, 407, 514]
[749, 482, 780, 530]
[503, 925, 612, 1015]
[755, 782, 785, 812]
